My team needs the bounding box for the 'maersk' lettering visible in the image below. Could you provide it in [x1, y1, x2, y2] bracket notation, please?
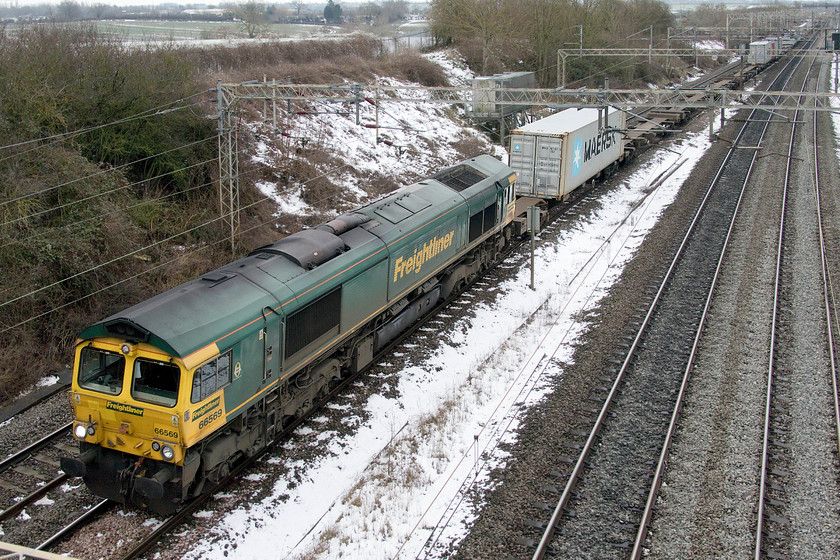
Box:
[393, 230, 455, 282]
[583, 130, 617, 162]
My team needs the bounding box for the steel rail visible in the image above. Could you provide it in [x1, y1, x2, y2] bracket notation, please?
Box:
[627, 52, 789, 560]
[530, 44, 807, 560]
[0, 421, 73, 521]
[0, 474, 69, 522]
[0, 422, 72, 472]
[752, 43, 818, 560]
[36, 499, 111, 551]
[814, 53, 840, 471]
[528, 61, 778, 560]
[631, 43, 809, 560]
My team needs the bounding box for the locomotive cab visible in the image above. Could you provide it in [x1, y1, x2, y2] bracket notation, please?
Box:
[62, 337, 196, 514]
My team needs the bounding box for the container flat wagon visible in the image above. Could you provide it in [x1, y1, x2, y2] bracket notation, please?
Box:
[509, 107, 626, 200]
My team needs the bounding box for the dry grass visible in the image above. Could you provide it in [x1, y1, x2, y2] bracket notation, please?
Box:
[0, 29, 478, 405]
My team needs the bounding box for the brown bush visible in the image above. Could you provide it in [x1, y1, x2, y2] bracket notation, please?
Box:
[0, 28, 466, 406]
[383, 52, 449, 87]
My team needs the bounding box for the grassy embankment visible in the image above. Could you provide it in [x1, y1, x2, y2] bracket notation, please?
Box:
[0, 25, 455, 403]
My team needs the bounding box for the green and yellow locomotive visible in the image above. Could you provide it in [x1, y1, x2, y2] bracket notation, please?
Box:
[61, 155, 517, 514]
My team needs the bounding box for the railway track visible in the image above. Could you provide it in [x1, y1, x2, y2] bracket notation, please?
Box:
[0, 422, 73, 523]
[0, 420, 109, 550]
[0, 40, 783, 558]
[520, 42, 807, 560]
[753, 46, 840, 559]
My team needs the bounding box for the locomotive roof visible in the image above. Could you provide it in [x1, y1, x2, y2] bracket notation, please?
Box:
[79, 156, 511, 365]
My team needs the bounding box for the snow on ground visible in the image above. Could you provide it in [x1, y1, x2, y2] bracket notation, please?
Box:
[187, 56, 718, 556]
[247, 51, 502, 218]
[425, 51, 474, 87]
[696, 39, 726, 52]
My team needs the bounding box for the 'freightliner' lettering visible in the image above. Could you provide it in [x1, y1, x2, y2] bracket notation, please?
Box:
[106, 401, 144, 416]
[191, 396, 221, 422]
[393, 230, 455, 283]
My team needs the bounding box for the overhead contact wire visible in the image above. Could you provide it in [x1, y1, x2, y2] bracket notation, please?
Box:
[1, 158, 216, 228]
[0, 162, 351, 328]
[0, 164, 268, 251]
[0, 92, 208, 155]
[0, 136, 215, 210]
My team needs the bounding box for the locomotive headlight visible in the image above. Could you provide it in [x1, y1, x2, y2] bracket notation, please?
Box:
[161, 445, 175, 461]
[73, 423, 88, 440]
[86, 425, 96, 436]
[151, 441, 161, 451]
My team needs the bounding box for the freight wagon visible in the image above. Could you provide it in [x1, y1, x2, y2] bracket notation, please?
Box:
[748, 41, 772, 64]
[508, 107, 626, 200]
[749, 38, 783, 65]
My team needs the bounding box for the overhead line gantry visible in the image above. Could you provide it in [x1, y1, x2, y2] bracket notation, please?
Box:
[214, 69, 839, 254]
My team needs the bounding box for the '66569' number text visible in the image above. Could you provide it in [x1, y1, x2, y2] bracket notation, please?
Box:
[199, 409, 223, 430]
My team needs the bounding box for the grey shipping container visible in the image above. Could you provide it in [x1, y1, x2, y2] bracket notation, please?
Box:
[509, 107, 625, 200]
[748, 40, 771, 64]
[472, 72, 536, 118]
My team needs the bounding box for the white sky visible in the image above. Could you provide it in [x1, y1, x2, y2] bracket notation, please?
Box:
[1, 1, 290, 9]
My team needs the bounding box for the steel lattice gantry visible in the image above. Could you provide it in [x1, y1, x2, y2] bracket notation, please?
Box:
[217, 81, 240, 256]
[216, 75, 840, 250]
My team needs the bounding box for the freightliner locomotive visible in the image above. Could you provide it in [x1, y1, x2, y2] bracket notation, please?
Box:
[61, 155, 517, 514]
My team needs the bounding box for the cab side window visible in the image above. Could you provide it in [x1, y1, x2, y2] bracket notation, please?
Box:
[191, 350, 232, 403]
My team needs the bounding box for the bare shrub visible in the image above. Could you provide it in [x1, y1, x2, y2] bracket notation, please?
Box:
[382, 52, 449, 86]
[451, 134, 489, 159]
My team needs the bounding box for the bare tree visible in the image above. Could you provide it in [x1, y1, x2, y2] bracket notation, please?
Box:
[517, 0, 574, 85]
[430, 0, 517, 74]
[238, 0, 266, 38]
[57, 0, 81, 22]
[381, 0, 407, 23]
[91, 3, 110, 19]
[359, 2, 381, 25]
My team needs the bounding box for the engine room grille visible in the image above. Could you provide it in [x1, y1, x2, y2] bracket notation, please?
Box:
[285, 287, 342, 359]
[431, 165, 488, 192]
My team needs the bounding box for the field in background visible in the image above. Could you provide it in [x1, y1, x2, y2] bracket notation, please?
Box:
[2, 19, 432, 47]
[95, 20, 344, 41]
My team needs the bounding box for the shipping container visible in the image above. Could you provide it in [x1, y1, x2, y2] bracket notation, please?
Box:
[749, 41, 771, 64]
[508, 107, 626, 200]
[471, 72, 536, 119]
[765, 36, 781, 56]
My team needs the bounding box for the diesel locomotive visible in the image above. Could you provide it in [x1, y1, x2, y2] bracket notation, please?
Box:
[61, 155, 518, 514]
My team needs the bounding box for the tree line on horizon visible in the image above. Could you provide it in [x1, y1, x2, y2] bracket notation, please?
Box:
[429, 0, 676, 87]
